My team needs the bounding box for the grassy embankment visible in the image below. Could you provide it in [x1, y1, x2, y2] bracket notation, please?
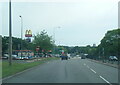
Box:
[2, 57, 59, 78]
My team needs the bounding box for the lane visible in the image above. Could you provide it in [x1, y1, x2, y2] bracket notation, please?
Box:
[2, 58, 118, 83]
[63, 59, 105, 83]
[81, 59, 118, 83]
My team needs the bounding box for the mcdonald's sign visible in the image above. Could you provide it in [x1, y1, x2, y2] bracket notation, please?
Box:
[26, 38, 31, 42]
[25, 30, 32, 37]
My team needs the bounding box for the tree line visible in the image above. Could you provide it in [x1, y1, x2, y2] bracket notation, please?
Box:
[2, 28, 120, 60]
[2, 30, 54, 56]
[61, 28, 120, 60]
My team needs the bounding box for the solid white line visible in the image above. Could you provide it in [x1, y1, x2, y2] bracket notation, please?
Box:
[99, 76, 112, 85]
[90, 68, 96, 74]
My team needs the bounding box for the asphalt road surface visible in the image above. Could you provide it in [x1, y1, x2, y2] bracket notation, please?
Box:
[2, 58, 118, 84]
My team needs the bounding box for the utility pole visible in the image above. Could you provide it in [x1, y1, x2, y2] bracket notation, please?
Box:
[99, 48, 100, 60]
[9, 0, 12, 66]
[19, 15, 23, 57]
[102, 47, 104, 63]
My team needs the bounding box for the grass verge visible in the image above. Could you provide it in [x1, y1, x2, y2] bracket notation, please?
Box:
[2, 57, 59, 78]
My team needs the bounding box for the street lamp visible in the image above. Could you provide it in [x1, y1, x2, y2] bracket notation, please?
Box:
[53, 26, 61, 45]
[19, 15, 23, 57]
[53, 26, 61, 54]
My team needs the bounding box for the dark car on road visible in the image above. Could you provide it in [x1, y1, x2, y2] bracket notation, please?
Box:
[81, 56, 86, 59]
[60, 54, 68, 60]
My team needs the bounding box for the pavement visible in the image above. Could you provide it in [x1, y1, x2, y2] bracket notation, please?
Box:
[2, 58, 118, 84]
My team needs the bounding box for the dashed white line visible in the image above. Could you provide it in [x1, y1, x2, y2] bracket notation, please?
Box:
[90, 68, 96, 74]
[85, 64, 111, 85]
[87, 65, 90, 68]
[99, 76, 112, 85]
[85, 65, 96, 74]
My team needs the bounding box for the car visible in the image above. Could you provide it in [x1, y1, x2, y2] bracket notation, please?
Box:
[60, 54, 68, 60]
[2, 54, 9, 59]
[109, 56, 118, 61]
[22, 56, 29, 60]
[16, 56, 26, 60]
[67, 54, 71, 59]
[12, 55, 18, 60]
[2, 56, 8, 59]
[15, 56, 22, 60]
[76, 55, 80, 57]
[81, 56, 86, 59]
[61, 56, 68, 60]
[28, 56, 33, 59]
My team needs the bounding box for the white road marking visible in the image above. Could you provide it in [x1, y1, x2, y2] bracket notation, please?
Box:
[87, 65, 90, 68]
[85, 64, 111, 85]
[90, 68, 96, 74]
[99, 76, 112, 85]
[85, 65, 96, 74]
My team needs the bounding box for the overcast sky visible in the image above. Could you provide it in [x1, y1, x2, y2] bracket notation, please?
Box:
[0, 0, 119, 46]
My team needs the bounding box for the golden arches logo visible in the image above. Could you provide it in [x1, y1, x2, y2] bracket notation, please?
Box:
[25, 30, 32, 37]
[26, 30, 32, 35]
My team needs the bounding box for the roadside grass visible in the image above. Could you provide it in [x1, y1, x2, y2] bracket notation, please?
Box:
[2, 57, 59, 78]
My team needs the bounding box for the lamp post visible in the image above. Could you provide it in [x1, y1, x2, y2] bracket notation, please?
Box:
[19, 15, 23, 57]
[102, 47, 105, 62]
[9, 0, 12, 66]
[53, 26, 61, 54]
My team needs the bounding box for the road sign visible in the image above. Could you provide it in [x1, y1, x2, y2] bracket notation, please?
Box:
[36, 46, 40, 52]
[26, 38, 31, 42]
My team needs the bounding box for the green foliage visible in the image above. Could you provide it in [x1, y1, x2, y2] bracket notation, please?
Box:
[2, 36, 34, 55]
[99, 29, 120, 58]
[58, 28, 119, 59]
[2, 30, 54, 55]
[33, 30, 54, 53]
[2, 36, 9, 55]
[2, 28, 119, 60]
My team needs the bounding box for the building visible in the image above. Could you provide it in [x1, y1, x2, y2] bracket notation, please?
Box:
[93, 44, 96, 47]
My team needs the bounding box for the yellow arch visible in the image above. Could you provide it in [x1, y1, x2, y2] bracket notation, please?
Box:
[25, 30, 32, 35]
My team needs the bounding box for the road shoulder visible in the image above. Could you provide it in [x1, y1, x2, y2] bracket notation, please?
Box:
[88, 59, 118, 68]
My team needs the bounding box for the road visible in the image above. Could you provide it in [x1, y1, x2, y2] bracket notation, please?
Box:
[2, 58, 118, 84]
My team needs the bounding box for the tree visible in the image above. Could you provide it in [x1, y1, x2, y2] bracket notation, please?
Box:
[33, 30, 54, 53]
[2, 36, 34, 56]
[2, 36, 9, 56]
[97, 29, 120, 59]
